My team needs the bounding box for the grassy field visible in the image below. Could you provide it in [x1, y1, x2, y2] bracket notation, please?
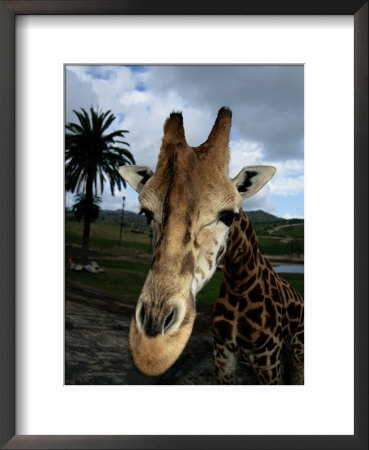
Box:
[270, 224, 304, 238]
[257, 237, 291, 255]
[66, 220, 304, 305]
[67, 260, 151, 298]
[66, 221, 152, 251]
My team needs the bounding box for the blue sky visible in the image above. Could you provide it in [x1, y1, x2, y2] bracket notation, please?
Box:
[65, 65, 304, 219]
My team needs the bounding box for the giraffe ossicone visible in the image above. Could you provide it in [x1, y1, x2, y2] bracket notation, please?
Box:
[119, 107, 303, 384]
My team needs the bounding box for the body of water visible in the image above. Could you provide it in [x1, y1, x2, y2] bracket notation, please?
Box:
[273, 264, 304, 274]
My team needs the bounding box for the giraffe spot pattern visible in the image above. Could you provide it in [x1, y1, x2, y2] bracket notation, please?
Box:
[237, 316, 257, 338]
[238, 274, 256, 293]
[264, 297, 277, 331]
[183, 230, 191, 245]
[216, 246, 225, 265]
[245, 306, 264, 326]
[237, 297, 247, 312]
[248, 283, 263, 302]
[212, 209, 304, 385]
[213, 302, 235, 321]
[180, 251, 194, 275]
[228, 292, 240, 307]
[213, 320, 233, 340]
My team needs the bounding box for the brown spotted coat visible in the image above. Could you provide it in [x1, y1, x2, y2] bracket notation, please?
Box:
[212, 210, 304, 384]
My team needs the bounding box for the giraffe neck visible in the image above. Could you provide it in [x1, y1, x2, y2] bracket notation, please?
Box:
[223, 209, 270, 295]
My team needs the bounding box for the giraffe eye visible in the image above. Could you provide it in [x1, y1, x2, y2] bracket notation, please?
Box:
[139, 208, 154, 224]
[218, 210, 239, 227]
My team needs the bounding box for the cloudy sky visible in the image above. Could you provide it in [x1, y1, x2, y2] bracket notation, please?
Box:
[65, 65, 304, 219]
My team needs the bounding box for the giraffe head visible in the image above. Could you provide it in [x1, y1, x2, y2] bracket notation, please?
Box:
[119, 107, 276, 376]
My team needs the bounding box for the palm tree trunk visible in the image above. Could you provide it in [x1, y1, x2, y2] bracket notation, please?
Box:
[82, 214, 91, 265]
[82, 173, 93, 265]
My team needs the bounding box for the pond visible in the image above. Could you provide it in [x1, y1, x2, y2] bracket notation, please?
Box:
[273, 264, 304, 274]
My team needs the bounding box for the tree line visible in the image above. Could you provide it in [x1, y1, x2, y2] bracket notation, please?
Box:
[65, 107, 135, 265]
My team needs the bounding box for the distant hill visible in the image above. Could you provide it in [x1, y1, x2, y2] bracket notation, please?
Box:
[99, 209, 286, 224]
[99, 209, 149, 229]
[246, 210, 284, 223]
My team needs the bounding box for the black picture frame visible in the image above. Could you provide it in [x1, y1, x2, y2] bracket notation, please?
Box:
[0, 1, 367, 449]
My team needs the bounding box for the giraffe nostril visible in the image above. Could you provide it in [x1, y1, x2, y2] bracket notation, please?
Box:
[137, 303, 145, 328]
[163, 308, 177, 333]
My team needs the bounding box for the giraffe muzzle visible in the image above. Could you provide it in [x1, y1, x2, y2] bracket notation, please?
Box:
[129, 298, 196, 376]
[136, 303, 178, 337]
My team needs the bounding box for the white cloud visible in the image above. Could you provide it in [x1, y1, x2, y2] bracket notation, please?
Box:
[67, 65, 141, 120]
[228, 141, 304, 199]
[270, 175, 304, 196]
[148, 65, 304, 160]
[65, 70, 99, 124]
[242, 183, 276, 214]
[283, 212, 304, 219]
[119, 90, 152, 106]
[65, 65, 304, 217]
[229, 139, 264, 176]
[269, 159, 304, 177]
[267, 160, 304, 196]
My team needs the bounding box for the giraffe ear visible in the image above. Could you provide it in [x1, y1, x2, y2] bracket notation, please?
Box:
[232, 165, 276, 199]
[119, 165, 154, 193]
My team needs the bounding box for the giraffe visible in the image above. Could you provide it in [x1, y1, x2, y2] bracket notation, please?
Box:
[119, 107, 304, 384]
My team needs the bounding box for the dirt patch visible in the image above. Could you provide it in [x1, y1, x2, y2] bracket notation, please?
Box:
[65, 280, 257, 385]
[267, 254, 304, 263]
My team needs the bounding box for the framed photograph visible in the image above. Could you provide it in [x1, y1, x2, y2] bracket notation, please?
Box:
[1, 1, 367, 449]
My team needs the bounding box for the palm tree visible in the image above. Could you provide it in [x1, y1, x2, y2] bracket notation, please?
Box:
[72, 194, 101, 223]
[65, 107, 135, 264]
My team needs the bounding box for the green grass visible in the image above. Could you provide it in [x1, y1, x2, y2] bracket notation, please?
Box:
[257, 237, 291, 255]
[271, 224, 304, 238]
[66, 258, 223, 305]
[66, 219, 303, 305]
[197, 272, 304, 305]
[279, 273, 304, 295]
[67, 264, 148, 298]
[66, 221, 151, 253]
[67, 265, 303, 306]
[97, 260, 149, 272]
[196, 271, 223, 306]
